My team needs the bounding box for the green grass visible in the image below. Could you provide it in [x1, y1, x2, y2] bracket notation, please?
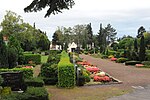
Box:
[41, 55, 48, 63]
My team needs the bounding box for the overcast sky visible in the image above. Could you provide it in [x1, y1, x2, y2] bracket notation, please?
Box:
[0, 0, 150, 40]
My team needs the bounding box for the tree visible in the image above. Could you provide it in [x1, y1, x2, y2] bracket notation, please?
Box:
[0, 33, 8, 68]
[52, 28, 63, 49]
[137, 26, 146, 38]
[104, 24, 117, 44]
[139, 35, 146, 61]
[134, 38, 138, 52]
[24, 0, 75, 17]
[97, 23, 106, 53]
[86, 23, 93, 48]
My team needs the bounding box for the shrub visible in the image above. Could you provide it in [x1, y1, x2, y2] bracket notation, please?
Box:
[40, 63, 58, 78]
[108, 55, 114, 59]
[0, 75, 4, 85]
[125, 61, 141, 65]
[43, 77, 58, 85]
[25, 77, 44, 87]
[142, 61, 150, 65]
[0, 68, 33, 79]
[24, 54, 41, 64]
[146, 53, 150, 61]
[47, 54, 60, 64]
[58, 51, 75, 88]
[108, 50, 116, 56]
[1, 87, 49, 100]
[101, 55, 108, 59]
[26, 87, 49, 100]
[116, 58, 128, 63]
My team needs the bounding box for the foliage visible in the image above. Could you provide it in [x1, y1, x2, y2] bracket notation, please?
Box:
[0, 75, 4, 85]
[25, 77, 44, 87]
[139, 35, 146, 61]
[7, 47, 18, 68]
[47, 54, 60, 64]
[0, 33, 8, 68]
[116, 58, 128, 63]
[86, 23, 93, 47]
[1, 11, 50, 52]
[1, 87, 49, 100]
[24, 0, 75, 17]
[146, 53, 150, 61]
[24, 54, 41, 64]
[43, 77, 58, 85]
[118, 37, 134, 49]
[40, 63, 58, 78]
[0, 68, 33, 79]
[142, 61, 150, 65]
[58, 51, 75, 88]
[125, 61, 141, 65]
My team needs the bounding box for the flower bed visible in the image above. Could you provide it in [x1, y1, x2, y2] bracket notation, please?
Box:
[77, 61, 122, 86]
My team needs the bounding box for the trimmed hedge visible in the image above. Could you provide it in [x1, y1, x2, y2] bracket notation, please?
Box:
[125, 61, 141, 65]
[58, 51, 75, 88]
[142, 61, 150, 66]
[1, 87, 49, 100]
[0, 68, 33, 79]
[43, 77, 58, 85]
[24, 54, 41, 64]
[25, 77, 44, 87]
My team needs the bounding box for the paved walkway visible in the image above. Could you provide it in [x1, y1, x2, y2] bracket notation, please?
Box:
[80, 54, 150, 100]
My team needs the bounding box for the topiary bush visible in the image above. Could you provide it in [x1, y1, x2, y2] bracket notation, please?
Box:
[116, 58, 128, 63]
[24, 54, 41, 64]
[125, 61, 141, 65]
[58, 51, 75, 88]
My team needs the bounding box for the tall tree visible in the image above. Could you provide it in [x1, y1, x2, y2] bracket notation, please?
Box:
[139, 35, 146, 61]
[104, 24, 117, 44]
[97, 23, 106, 53]
[86, 23, 93, 48]
[52, 28, 63, 49]
[24, 0, 75, 17]
[137, 26, 146, 61]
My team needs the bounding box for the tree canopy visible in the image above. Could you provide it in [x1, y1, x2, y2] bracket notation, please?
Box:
[24, 0, 75, 17]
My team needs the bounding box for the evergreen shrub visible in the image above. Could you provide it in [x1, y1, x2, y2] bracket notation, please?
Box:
[58, 51, 75, 88]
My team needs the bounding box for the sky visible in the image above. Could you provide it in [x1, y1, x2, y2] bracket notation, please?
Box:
[0, 0, 150, 40]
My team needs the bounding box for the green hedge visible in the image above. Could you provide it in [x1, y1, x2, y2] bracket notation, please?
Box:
[25, 77, 44, 87]
[0, 68, 33, 79]
[1, 87, 49, 100]
[24, 54, 41, 64]
[125, 61, 141, 65]
[142, 61, 150, 65]
[58, 51, 75, 88]
[43, 77, 58, 85]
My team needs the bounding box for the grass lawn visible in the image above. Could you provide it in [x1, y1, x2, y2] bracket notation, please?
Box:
[41, 55, 48, 63]
[45, 85, 132, 100]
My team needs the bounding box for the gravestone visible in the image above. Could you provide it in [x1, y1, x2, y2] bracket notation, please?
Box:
[0, 72, 27, 91]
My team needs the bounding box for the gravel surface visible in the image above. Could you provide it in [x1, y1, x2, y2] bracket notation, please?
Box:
[80, 54, 150, 88]
[80, 54, 150, 100]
